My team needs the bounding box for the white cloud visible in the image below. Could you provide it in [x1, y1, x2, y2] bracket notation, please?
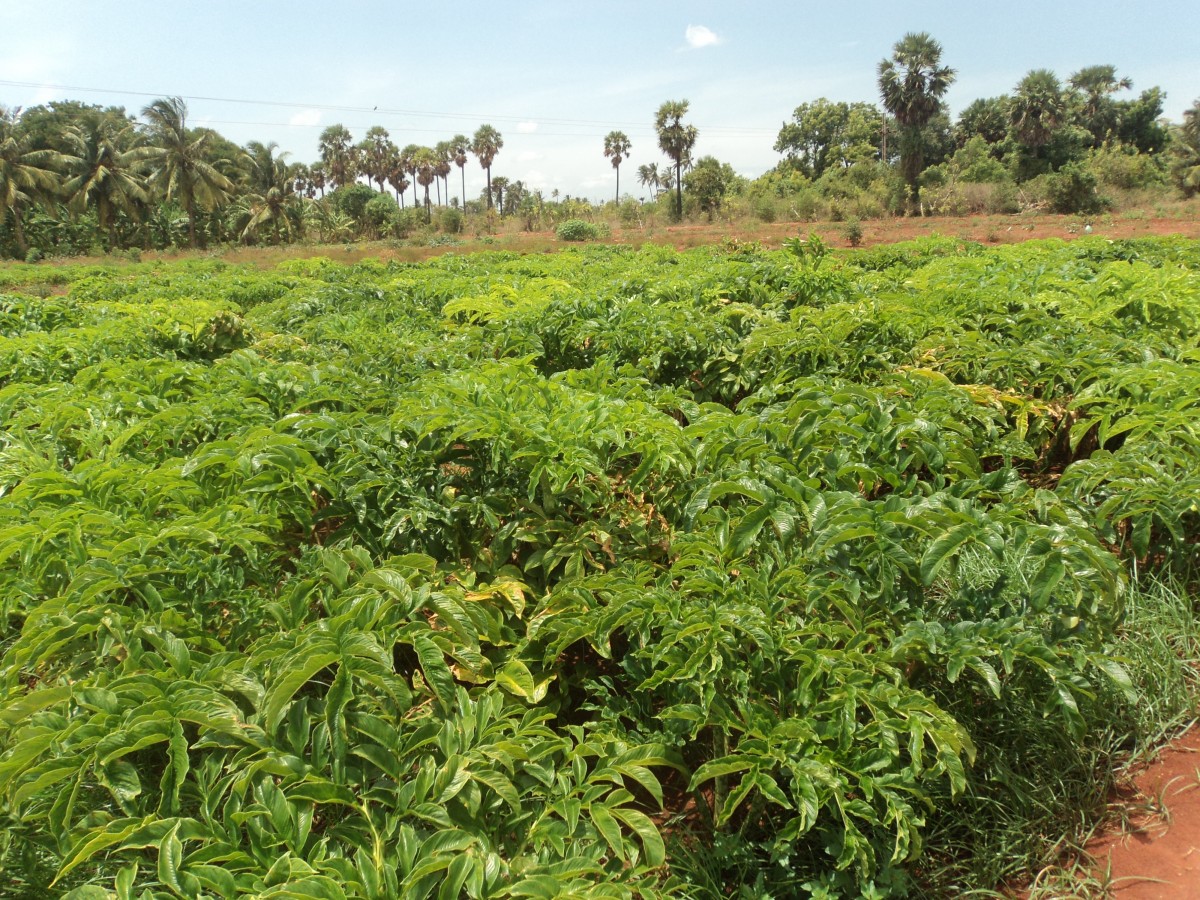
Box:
[685, 25, 722, 49]
[521, 169, 549, 189]
[517, 121, 538, 133]
[289, 109, 322, 127]
[518, 150, 542, 162]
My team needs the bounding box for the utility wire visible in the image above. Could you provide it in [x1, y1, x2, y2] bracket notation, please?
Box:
[0, 79, 778, 135]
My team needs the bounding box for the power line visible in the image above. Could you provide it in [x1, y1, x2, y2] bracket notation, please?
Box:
[199, 118, 663, 140]
[0, 79, 777, 136]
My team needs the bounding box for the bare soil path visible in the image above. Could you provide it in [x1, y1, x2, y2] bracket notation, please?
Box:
[1088, 726, 1200, 897]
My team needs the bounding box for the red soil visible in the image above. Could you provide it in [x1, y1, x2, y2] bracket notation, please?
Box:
[1089, 725, 1200, 898]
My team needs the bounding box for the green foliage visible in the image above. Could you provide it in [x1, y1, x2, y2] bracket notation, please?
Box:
[436, 206, 464, 235]
[774, 99, 883, 178]
[328, 184, 379, 222]
[842, 218, 864, 247]
[683, 156, 741, 220]
[1042, 161, 1108, 213]
[1, 238, 1198, 898]
[555, 219, 603, 242]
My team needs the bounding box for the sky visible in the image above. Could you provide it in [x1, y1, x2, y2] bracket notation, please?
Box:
[2, 1, 1198, 203]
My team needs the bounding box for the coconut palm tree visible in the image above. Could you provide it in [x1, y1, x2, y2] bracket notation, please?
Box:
[450, 134, 470, 209]
[243, 141, 290, 193]
[238, 185, 297, 244]
[1170, 99, 1200, 197]
[237, 141, 297, 244]
[0, 106, 69, 257]
[139, 97, 234, 248]
[62, 118, 151, 249]
[877, 32, 955, 208]
[654, 101, 697, 218]
[636, 163, 660, 199]
[603, 130, 631, 203]
[471, 125, 503, 209]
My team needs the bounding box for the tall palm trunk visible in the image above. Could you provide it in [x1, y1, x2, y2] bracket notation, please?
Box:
[11, 209, 29, 256]
[460, 169, 466, 210]
[485, 165, 493, 209]
[675, 162, 683, 218]
[184, 197, 203, 249]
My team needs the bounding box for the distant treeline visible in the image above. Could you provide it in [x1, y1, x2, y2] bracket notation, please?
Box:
[2, 35, 1198, 259]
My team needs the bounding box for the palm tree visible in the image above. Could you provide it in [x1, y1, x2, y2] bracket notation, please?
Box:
[471, 125, 503, 210]
[360, 126, 398, 193]
[654, 100, 697, 219]
[291, 163, 313, 199]
[1170, 99, 1200, 198]
[399, 144, 421, 209]
[139, 97, 233, 248]
[236, 141, 297, 244]
[490, 176, 510, 216]
[386, 163, 410, 208]
[450, 134, 470, 209]
[318, 124, 355, 189]
[1068, 65, 1131, 145]
[636, 163, 660, 199]
[243, 141, 290, 193]
[309, 163, 327, 198]
[413, 146, 437, 222]
[238, 184, 297, 244]
[0, 107, 70, 257]
[434, 141, 453, 207]
[603, 130, 632, 203]
[62, 118, 151, 249]
[1010, 70, 1066, 152]
[877, 32, 955, 208]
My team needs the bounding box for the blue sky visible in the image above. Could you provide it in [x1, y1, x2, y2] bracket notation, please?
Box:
[2, 1, 1197, 202]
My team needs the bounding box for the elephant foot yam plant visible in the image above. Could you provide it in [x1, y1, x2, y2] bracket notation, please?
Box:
[1, 235, 1198, 898]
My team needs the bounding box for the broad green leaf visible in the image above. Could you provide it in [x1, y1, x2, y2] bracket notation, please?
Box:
[263, 650, 341, 731]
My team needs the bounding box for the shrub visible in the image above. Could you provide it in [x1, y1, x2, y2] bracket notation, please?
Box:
[556, 219, 602, 242]
[842, 218, 864, 247]
[328, 183, 378, 222]
[924, 180, 1019, 216]
[392, 208, 426, 238]
[1087, 145, 1167, 190]
[618, 198, 642, 227]
[752, 197, 778, 223]
[363, 193, 402, 238]
[1044, 163, 1109, 214]
[437, 206, 464, 234]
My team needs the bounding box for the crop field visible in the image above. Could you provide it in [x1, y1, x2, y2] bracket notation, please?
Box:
[1, 236, 1198, 898]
